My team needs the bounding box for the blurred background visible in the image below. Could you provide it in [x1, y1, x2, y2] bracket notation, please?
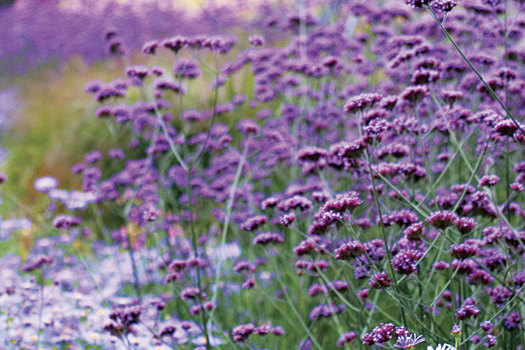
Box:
[0, 0, 290, 247]
[0, 0, 287, 211]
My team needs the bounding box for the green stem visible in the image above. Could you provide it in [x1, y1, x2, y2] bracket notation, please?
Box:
[364, 146, 407, 326]
[125, 234, 143, 301]
[207, 147, 248, 327]
[426, 6, 524, 137]
[186, 168, 211, 350]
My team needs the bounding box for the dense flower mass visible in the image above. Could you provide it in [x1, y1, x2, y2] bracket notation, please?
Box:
[2, 0, 525, 348]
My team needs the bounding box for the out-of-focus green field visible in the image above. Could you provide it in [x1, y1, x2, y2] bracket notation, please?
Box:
[0, 46, 256, 219]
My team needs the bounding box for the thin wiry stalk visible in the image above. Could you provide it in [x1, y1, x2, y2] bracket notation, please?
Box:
[186, 167, 211, 350]
[266, 251, 324, 350]
[426, 6, 524, 137]
[364, 146, 407, 326]
[208, 146, 248, 327]
[192, 53, 220, 165]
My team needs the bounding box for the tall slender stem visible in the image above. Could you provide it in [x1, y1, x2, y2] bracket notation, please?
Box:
[364, 146, 407, 327]
[426, 6, 524, 136]
[187, 167, 211, 349]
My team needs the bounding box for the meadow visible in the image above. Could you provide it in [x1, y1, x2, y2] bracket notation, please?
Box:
[0, 0, 524, 349]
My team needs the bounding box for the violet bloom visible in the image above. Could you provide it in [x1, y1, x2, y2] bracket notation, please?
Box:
[450, 240, 480, 259]
[451, 323, 461, 336]
[391, 249, 424, 275]
[124, 65, 150, 80]
[478, 174, 500, 187]
[334, 240, 364, 260]
[308, 283, 328, 296]
[104, 305, 143, 338]
[249, 35, 265, 47]
[52, 214, 82, 229]
[279, 213, 295, 226]
[480, 321, 493, 333]
[309, 303, 345, 321]
[404, 0, 431, 9]
[21, 254, 54, 272]
[108, 148, 125, 159]
[236, 119, 260, 135]
[484, 334, 497, 347]
[432, 0, 458, 12]
[240, 215, 267, 231]
[454, 217, 477, 234]
[344, 93, 383, 113]
[337, 331, 358, 347]
[455, 297, 480, 319]
[173, 58, 202, 79]
[426, 210, 458, 229]
[84, 150, 102, 164]
[368, 271, 392, 289]
[253, 232, 284, 245]
[404, 222, 425, 241]
[504, 312, 521, 330]
[153, 78, 187, 94]
[231, 323, 255, 342]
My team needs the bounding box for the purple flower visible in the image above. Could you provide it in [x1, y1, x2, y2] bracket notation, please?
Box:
[173, 58, 202, 79]
[108, 148, 125, 159]
[231, 323, 255, 342]
[504, 312, 521, 330]
[484, 334, 497, 347]
[334, 240, 364, 260]
[426, 210, 458, 229]
[308, 283, 328, 296]
[344, 93, 383, 113]
[249, 35, 265, 46]
[456, 297, 480, 319]
[337, 331, 358, 347]
[277, 196, 313, 212]
[52, 214, 82, 229]
[454, 216, 477, 234]
[21, 254, 54, 272]
[451, 323, 461, 336]
[391, 249, 424, 275]
[181, 286, 204, 300]
[309, 303, 345, 321]
[478, 174, 500, 187]
[404, 222, 425, 241]
[450, 239, 480, 259]
[279, 213, 295, 227]
[480, 321, 493, 333]
[153, 78, 187, 94]
[404, 0, 431, 8]
[253, 232, 284, 245]
[240, 215, 268, 231]
[368, 271, 392, 289]
[432, 0, 458, 12]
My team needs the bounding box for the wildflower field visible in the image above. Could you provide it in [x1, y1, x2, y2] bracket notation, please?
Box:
[0, 0, 524, 349]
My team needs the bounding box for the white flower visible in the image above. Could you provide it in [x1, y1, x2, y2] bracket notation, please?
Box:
[34, 176, 59, 192]
[427, 344, 455, 350]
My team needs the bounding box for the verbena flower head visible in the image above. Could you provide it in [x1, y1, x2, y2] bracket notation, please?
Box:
[404, 0, 431, 8]
[344, 93, 383, 113]
[451, 323, 461, 337]
[432, 0, 458, 12]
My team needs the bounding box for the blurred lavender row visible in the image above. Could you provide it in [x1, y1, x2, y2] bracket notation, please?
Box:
[0, 0, 248, 74]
